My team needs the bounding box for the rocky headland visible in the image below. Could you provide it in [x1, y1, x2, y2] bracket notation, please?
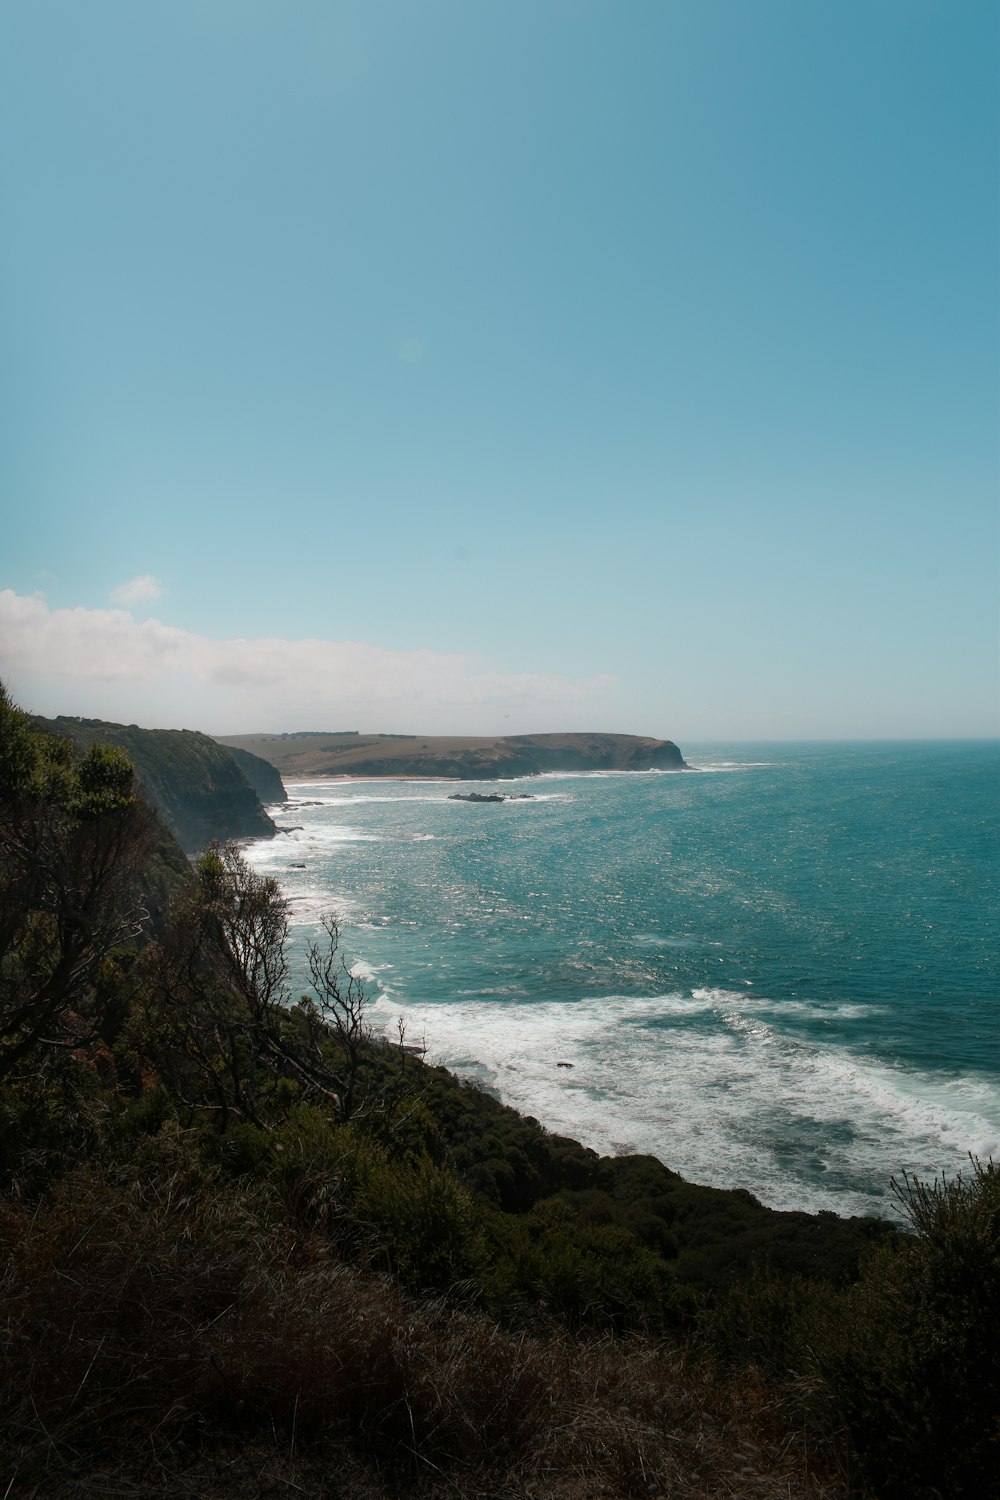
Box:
[35, 715, 280, 853]
[215, 730, 687, 781]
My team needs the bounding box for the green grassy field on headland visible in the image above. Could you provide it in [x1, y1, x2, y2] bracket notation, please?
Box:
[2, 687, 998, 1500]
[215, 730, 687, 780]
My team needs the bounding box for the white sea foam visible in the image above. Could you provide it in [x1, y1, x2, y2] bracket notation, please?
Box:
[241, 835, 357, 928]
[285, 780, 571, 804]
[504, 792, 573, 802]
[348, 958, 385, 983]
[533, 769, 674, 781]
[286, 779, 486, 797]
[284, 892, 355, 927]
[365, 984, 1000, 1217]
[295, 794, 450, 806]
[762, 998, 888, 1020]
[241, 754, 1000, 1219]
[273, 824, 381, 846]
[686, 761, 775, 773]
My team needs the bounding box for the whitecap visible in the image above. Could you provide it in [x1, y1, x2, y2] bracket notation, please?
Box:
[686, 761, 775, 773]
[369, 986, 1000, 1217]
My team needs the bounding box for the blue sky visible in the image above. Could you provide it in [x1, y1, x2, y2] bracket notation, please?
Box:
[2, 0, 997, 738]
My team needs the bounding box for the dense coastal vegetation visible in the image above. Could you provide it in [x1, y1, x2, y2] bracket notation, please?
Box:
[34, 715, 281, 852]
[1, 688, 997, 1499]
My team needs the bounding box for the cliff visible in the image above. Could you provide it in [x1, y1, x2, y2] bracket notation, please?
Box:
[34, 716, 278, 853]
[225, 743, 287, 805]
[215, 730, 687, 780]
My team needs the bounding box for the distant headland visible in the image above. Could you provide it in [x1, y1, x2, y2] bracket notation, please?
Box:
[214, 731, 688, 780]
[26, 716, 686, 856]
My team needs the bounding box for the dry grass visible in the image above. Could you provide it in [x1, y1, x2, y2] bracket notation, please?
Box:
[0, 1155, 847, 1500]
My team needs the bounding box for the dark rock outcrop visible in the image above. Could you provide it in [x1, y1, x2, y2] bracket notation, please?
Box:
[448, 792, 535, 802]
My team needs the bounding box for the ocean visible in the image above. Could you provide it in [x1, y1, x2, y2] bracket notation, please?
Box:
[244, 741, 1000, 1220]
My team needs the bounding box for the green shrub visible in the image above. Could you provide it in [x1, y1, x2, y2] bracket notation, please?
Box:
[355, 1151, 483, 1292]
[0, 1060, 112, 1197]
[817, 1158, 1000, 1499]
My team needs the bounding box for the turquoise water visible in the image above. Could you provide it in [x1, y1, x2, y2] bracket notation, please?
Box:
[245, 742, 1000, 1217]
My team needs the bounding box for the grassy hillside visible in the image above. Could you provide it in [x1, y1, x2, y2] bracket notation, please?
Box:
[216, 730, 687, 780]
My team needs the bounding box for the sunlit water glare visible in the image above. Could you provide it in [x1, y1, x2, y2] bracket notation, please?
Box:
[244, 741, 1000, 1217]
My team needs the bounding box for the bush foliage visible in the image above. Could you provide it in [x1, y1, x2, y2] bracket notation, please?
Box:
[1, 683, 995, 1499]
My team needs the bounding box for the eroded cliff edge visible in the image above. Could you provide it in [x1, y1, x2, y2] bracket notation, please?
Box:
[35, 716, 279, 853]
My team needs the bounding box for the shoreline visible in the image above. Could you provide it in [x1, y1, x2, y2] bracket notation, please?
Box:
[247, 745, 1000, 1223]
[278, 765, 694, 785]
[218, 730, 689, 782]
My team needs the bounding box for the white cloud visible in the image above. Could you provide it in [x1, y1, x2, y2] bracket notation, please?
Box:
[109, 574, 166, 608]
[0, 590, 614, 734]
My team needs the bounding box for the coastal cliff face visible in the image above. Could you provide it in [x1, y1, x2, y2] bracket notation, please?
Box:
[225, 744, 288, 805]
[215, 730, 687, 780]
[502, 733, 686, 775]
[35, 716, 278, 853]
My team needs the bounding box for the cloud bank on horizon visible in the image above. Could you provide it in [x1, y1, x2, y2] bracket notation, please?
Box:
[0, 589, 615, 736]
[1, 4, 996, 741]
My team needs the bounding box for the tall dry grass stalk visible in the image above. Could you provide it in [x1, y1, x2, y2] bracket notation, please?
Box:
[0, 1156, 846, 1499]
